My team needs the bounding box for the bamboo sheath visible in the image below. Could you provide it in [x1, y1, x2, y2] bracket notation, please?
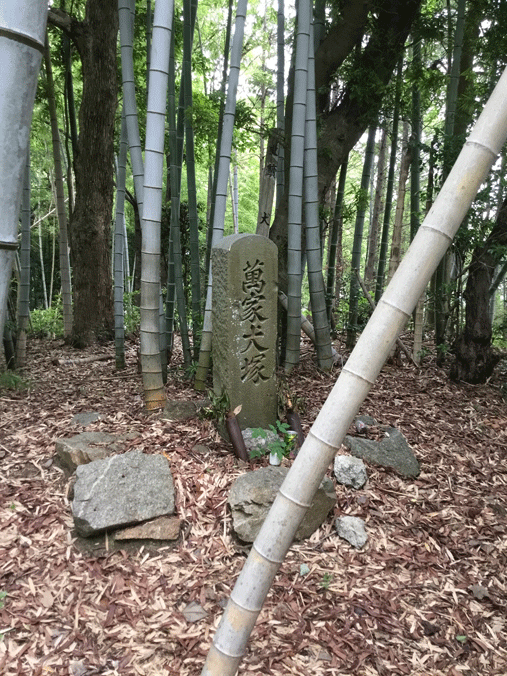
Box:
[201, 66, 507, 675]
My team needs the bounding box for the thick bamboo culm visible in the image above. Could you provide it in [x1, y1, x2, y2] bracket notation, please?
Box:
[201, 66, 507, 676]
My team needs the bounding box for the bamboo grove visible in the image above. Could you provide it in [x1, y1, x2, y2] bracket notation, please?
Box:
[3, 0, 507, 392]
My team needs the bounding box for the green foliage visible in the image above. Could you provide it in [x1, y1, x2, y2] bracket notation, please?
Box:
[29, 297, 64, 338]
[0, 372, 30, 392]
[249, 420, 292, 462]
[319, 573, 332, 590]
[124, 291, 141, 334]
[200, 389, 231, 424]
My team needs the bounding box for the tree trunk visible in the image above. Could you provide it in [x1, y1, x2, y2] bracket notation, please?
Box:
[43, 36, 73, 339]
[450, 196, 507, 383]
[50, 1, 118, 347]
[387, 121, 411, 285]
[364, 126, 387, 288]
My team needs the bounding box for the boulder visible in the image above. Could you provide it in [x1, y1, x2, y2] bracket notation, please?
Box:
[228, 466, 336, 542]
[334, 455, 368, 489]
[55, 431, 137, 473]
[344, 427, 420, 478]
[72, 450, 175, 537]
[335, 516, 367, 549]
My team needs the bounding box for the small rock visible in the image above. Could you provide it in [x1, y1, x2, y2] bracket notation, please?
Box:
[69, 661, 89, 676]
[192, 444, 210, 455]
[335, 515, 368, 549]
[161, 399, 210, 421]
[71, 412, 102, 427]
[114, 516, 181, 541]
[242, 427, 279, 453]
[334, 455, 368, 489]
[469, 584, 490, 600]
[344, 427, 420, 478]
[182, 601, 208, 623]
[355, 420, 368, 435]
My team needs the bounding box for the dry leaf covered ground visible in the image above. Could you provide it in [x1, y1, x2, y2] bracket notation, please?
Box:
[1, 336, 506, 676]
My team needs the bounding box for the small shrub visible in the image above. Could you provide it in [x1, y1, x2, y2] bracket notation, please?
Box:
[0, 371, 30, 391]
[250, 420, 293, 462]
[29, 297, 64, 338]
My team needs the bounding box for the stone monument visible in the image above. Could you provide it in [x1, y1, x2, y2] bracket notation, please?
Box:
[212, 233, 277, 430]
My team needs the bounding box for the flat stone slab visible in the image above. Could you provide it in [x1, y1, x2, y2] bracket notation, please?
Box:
[55, 431, 137, 473]
[161, 398, 210, 422]
[228, 466, 336, 543]
[115, 516, 181, 541]
[344, 427, 420, 478]
[72, 450, 175, 537]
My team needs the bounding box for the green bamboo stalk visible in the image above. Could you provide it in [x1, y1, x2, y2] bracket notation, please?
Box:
[114, 107, 128, 370]
[183, 0, 202, 359]
[284, 0, 311, 373]
[346, 125, 376, 349]
[325, 157, 348, 323]
[140, 0, 174, 410]
[43, 35, 73, 338]
[303, 20, 333, 370]
[375, 58, 402, 303]
[276, 0, 285, 208]
[16, 155, 31, 370]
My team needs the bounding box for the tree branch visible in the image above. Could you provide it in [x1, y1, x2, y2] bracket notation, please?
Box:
[47, 7, 87, 56]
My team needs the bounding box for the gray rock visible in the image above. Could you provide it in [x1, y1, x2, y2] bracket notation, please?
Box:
[115, 516, 180, 541]
[334, 455, 367, 489]
[161, 398, 210, 421]
[55, 431, 137, 473]
[71, 412, 102, 427]
[355, 414, 378, 427]
[228, 466, 336, 542]
[335, 516, 367, 549]
[242, 427, 279, 453]
[72, 450, 175, 537]
[344, 427, 420, 478]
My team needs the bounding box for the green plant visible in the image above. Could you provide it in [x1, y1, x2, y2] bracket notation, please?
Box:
[320, 573, 332, 590]
[0, 371, 30, 392]
[29, 296, 64, 338]
[250, 420, 292, 462]
[200, 389, 231, 425]
[0, 591, 7, 609]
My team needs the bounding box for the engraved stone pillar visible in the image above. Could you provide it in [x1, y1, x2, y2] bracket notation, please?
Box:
[212, 233, 278, 430]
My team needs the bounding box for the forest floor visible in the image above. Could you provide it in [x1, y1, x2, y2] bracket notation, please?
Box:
[1, 334, 507, 676]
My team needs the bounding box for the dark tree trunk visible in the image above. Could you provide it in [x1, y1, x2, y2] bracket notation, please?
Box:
[450, 197, 507, 383]
[49, 0, 118, 347]
[270, 0, 422, 293]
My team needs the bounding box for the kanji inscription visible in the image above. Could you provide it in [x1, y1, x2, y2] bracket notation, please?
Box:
[212, 234, 278, 430]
